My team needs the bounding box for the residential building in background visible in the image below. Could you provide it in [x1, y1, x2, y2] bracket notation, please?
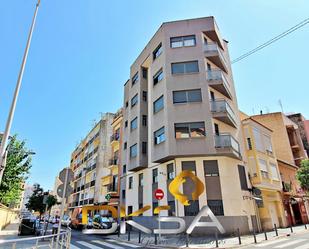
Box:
[121, 16, 256, 234]
[101, 109, 123, 207]
[287, 113, 309, 156]
[19, 184, 34, 217]
[68, 113, 114, 214]
[240, 112, 286, 230]
[252, 112, 309, 226]
[50, 174, 63, 217]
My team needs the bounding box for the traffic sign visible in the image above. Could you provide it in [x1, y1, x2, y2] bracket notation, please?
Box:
[154, 188, 164, 200]
[59, 168, 73, 183]
[57, 184, 73, 198]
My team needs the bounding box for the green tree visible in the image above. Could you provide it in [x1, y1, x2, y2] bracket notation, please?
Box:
[44, 195, 58, 235]
[26, 184, 45, 215]
[0, 135, 32, 206]
[296, 159, 309, 192]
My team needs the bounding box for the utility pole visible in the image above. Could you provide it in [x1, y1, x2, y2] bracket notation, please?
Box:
[0, 0, 41, 184]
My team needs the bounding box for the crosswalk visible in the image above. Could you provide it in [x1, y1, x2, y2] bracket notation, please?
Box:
[71, 238, 142, 249]
[254, 238, 309, 249]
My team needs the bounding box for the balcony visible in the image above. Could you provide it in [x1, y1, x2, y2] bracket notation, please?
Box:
[214, 133, 241, 159]
[110, 133, 120, 144]
[107, 184, 117, 194]
[109, 157, 119, 166]
[210, 100, 237, 128]
[204, 43, 228, 73]
[207, 70, 232, 99]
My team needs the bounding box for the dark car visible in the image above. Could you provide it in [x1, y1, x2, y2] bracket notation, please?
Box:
[18, 218, 42, 236]
[92, 215, 113, 230]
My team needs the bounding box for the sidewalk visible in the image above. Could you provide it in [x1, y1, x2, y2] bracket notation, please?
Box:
[0, 219, 20, 240]
[109, 224, 309, 248]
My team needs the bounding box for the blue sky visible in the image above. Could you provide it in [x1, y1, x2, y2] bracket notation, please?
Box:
[0, 0, 308, 190]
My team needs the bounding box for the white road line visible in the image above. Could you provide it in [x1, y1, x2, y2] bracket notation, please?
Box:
[294, 243, 309, 249]
[76, 240, 115, 249]
[255, 238, 288, 247]
[274, 239, 307, 248]
[70, 244, 81, 249]
[93, 240, 125, 249]
[106, 239, 141, 248]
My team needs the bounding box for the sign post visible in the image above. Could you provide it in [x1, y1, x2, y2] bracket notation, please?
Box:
[154, 188, 164, 241]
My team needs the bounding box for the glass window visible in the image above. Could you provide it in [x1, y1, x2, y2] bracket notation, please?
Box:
[187, 89, 202, 102]
[253, 128, 263, 152]
[207, 200, 224, 216]
[130, 117, 138, 131]
[131, 94, 138, 107]
[122, 165, 126, 174]
[154, 127, 165, 145]
[170, 37, 183, 48]
[153, 43, 163, 60]
[142, 91, 147, 101]
[171, 61, 199, 74]
[167, 163, 175, 180]
[152, 168, 158, 183]
[183, 35, 196, 46]
[259, 159, 268, 178]
[128, 176, 133, 189]
[142, 142, 147, 154]
[130, 144, 137, 158]
[125, 120, 128, 127]
[153, 69, 163, 85]
[170, 35, 196, 48]
[142, 67, 147, 79]
[238, 165, 248, 190]
[139, 173, 143, 187]
[270, 163, 279, 180]
[173, 89, 202, 104]
[175, 122, 205, 138]
[264, 135, 273, 153]
[132, 72, 139, 86]
[173, 91, 187, 103]
[153, 95, 164, 113]
[142, 115, 147, 126]
[124, 142, 127, 150]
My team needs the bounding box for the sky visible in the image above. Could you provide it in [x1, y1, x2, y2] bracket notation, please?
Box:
[0, 0, 308, 190]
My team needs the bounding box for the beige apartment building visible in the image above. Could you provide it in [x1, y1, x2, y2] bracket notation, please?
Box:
[120, 17, 256, 234]
[68, 113, 114, 213]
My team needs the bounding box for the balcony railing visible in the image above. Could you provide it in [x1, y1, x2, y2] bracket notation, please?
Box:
[210, 100, 237, 127]
[107, 184, 117, 193]
[214, 133, 240, 156]
[110, 133, 120, 142]
[109, 157, 119, 166]
[207, 70, 232, 99]
[204, 43, 228, 72]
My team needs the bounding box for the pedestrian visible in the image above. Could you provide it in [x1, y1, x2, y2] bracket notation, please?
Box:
[52, 216, 59, 234]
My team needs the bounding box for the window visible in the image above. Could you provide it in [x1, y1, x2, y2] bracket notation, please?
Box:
[142, 91, 147, 101]
[204, 161, 219, 177]
[170, 35, 196, 48]
[130, 144, 137, 158]
[142, 67, 147, 79]
[131, 94, 138, 107]
[208, 200, 224, 216]
[139, 173, 143, 187]
[238, 165, 248, 190]
[142, 142, 147, 154]
[184, 200, 199, 216]
[142, 115, 147, 126]
[167, 163, 175, 180]
[124, 142, 127, 150]
[247, 138, 252, 150]
[153, 43, 163, 60]
[264, 135, 273, 154]
[122, 189, 126, 198]
[259, 159, 268, 178]
[175, 122, 205, 138]
[130, 117, 138, 131]
[128, 176, 133, 189]
[173, 89, 202, 103]
[152, 168, 158, 183]
[125, 101, 128, 108]
[154, 127, 165, 145]
[132, 72, 139, 86]
[153, 69, 163, 85]
[168, 201, 176, 216]
[125, 120, 128, 128]
[270, 163, 279, 180]
[171, 61, 199, 74]
[154, 95, 164, 113]
[253, 128, 263, 152]
[122, 165, 126, 174]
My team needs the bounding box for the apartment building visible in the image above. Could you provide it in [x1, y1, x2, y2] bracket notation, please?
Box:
[240, 112, 286, 230]
[121, 17, 255, 234]
[101, 109, 123, 206]
[68, 113, 114, 213]
[287, 113, 309, 156]
[252, 112, 309, 226]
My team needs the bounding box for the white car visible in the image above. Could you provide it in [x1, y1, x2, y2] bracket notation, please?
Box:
[61, 216, 71, 227]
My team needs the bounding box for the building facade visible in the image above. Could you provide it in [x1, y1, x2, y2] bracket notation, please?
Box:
[240, 113, 286, 230]
[68, 113, 114, 213]
[252, 112, 309, 226]
[121, 17, 256, 234]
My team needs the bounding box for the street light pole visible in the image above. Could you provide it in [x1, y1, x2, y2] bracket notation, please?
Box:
[0, 0, 41, 185]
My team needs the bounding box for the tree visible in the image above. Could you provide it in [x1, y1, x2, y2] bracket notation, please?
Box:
[44, 195, 58, 235]
[26, 184, 45, 215]
[296, 159, 309, 193]
[0, 135, 32, 206]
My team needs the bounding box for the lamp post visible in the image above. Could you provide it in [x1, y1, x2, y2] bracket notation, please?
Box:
[0, 0, 41, 185]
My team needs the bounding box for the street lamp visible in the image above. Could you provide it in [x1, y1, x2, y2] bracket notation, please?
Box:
[0, 0, 41, 185]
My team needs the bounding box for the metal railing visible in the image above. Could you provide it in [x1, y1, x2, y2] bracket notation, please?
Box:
[204, 43, 228, 67]
[0, 228, 71, 249]
[210, 100, 236, 123]
[214, 133, 240, 154]
[207, 69, 230, 86]
[109, 157, 119, 166]
[110, 133, 120, 142]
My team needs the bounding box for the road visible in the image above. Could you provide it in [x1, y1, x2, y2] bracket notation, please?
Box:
[70, 230, 152, 249]
[242, 232, 309, 249]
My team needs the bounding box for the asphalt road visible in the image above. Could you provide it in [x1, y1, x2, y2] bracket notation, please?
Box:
[70, 230, 152, 249]
[242, 232, 309, 249]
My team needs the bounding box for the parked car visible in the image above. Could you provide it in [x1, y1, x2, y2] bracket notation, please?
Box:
[61, 215, 71, 227]
[70, 213, 84, 230]
[18, 218, 42, 236]
[92, 215, 114, 229]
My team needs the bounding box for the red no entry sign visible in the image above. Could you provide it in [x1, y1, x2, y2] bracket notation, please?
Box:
[154, 188, 164, 200]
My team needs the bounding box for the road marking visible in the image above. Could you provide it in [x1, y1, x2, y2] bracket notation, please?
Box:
[255, 238, 288, 247]
[93, 240, 125, 249]
[70, 244, 81, 249]
[76, 240, 115, 249]
[274, 239, 307, 248]
[294, 244, 309, 249]
[106, 239, 141, 248]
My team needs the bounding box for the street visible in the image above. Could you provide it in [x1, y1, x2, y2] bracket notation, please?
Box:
[242, 232, 309, 249]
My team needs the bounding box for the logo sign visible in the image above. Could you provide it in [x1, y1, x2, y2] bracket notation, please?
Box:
[154, 189, 164, 200]
[105, 194, 111, 201]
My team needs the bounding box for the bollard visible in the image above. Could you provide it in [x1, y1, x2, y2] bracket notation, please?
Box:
[138, 230, 141, 243]
[237, 228, 241, 245]
[263, 229, 268, 240]
[253, 228, 257, 244]
[154, 234, 158, 245]
[274, 224, 278, 236]
[185, 233, 189, 247]
[305, 224, 307, 230]
[215, 230, 219, 248]
[290, 225, 293, 233]
[128, 225, 131, 241]
[118, 226, 120, 237]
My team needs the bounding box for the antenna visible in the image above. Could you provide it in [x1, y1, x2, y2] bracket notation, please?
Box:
[278, 99, 284, 113]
